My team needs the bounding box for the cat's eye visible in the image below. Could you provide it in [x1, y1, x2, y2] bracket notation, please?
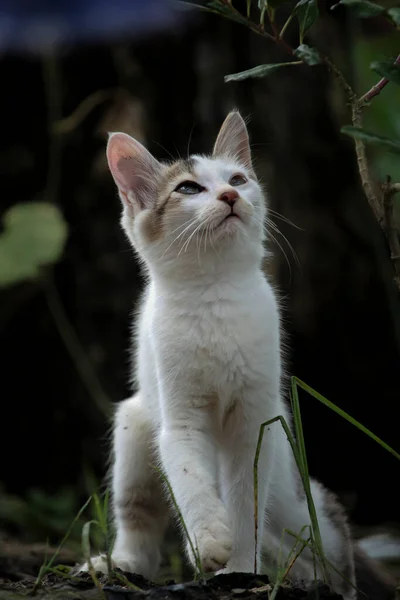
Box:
[229, 174, 247, 187]
[174, 181, 204, 195]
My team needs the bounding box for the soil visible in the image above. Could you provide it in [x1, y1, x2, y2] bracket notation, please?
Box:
[0, 540, 342, 600]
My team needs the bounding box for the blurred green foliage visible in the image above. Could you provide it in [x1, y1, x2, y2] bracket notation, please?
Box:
[353, 32, 400, 185]
[0, 202, 68, 288]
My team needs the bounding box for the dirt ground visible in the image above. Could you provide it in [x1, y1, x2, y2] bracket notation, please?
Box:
[0, 539, 343, 600]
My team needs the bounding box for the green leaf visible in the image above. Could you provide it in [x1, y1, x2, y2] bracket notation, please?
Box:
[294, 44, 321, 65]
[370, 60, 400, 85]
[294, 0, 319, 44]
[0, 202, 68, 288]
[331, 0, 385, 17]
[204, 1, 249, 24]
[341, 126, 400, 154]
[225, 62, 301, 82]
[388, 7, 400, 25]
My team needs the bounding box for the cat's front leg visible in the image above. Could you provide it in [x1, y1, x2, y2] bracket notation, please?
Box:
[218, 394, 275, 574]
[158, 393, 232, 573]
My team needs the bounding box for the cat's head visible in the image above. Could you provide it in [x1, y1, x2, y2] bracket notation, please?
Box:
[107, 111, 266, 276]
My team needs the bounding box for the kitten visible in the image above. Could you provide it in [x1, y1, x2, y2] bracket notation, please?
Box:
[81, 111, 358, 597]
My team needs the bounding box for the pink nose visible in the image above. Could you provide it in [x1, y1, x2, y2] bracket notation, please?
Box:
[218, 189, 239, 206]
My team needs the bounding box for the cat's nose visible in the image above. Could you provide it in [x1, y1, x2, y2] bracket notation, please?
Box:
[218, 189, 239, 206]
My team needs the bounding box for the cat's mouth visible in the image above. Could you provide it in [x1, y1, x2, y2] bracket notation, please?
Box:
[220, 210, 241, 225]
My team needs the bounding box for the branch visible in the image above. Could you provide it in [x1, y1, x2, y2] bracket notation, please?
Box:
[323, 56, 384, 223]
[359, 54, 400, 105]
[351, 102, 384, 225]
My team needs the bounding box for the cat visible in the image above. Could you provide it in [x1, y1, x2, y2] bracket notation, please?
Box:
[79, 111, 394, 600]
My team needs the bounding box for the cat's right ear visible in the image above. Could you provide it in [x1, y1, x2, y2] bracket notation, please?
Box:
[107, 133, 163, 214]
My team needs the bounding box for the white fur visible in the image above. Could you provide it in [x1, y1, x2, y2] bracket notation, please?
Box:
[81, 114, 355, 598]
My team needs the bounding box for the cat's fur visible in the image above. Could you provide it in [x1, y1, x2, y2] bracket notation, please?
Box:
[80, 111, 384, 599]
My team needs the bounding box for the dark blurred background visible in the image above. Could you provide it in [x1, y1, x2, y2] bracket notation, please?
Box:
[0, 0, 399, 566]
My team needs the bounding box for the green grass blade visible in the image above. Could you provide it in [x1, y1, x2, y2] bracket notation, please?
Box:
[150, 463, 204, 581]
[254, 415, 306, 574]
[82, 519, 106, 599]
[284, 528, 366, 598]
[293, 377, 400, 461]
[291, 380, 330, 584]
[33, 495, 93, 593]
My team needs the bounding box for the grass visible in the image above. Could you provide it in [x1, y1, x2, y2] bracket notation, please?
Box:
[151, 463, 205, 581]
[33, 496, 92, 594]
[29, 377, 399, 597]
[253, 375, 400, 596]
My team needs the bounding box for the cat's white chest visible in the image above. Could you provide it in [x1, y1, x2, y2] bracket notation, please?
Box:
[150, 277, 279, 399]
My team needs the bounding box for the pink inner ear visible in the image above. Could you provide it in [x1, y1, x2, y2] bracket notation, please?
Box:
[106, 132, 163, 210]
[107, 133, 137, 193]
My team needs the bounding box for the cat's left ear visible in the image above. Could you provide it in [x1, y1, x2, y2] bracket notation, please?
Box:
[213, 110, 252, 170]
[107, 132, 163, 214]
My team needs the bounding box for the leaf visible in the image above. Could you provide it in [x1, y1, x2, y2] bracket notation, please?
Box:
[370, 60, 400, 85]
[294, 0, 319, 44]
[331, 0, 385, 17]
[225, 61, 301, 82]
[0, 202, 68, 288]
[294, 44, 321, 66]
[204, 1, 249, 24]
[341, 126, 400, 154]
[388, 7, 400, 25]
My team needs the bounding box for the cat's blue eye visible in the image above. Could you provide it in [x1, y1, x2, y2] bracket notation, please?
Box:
[229, 174, 247, 186]
[175, 181, 204, 195]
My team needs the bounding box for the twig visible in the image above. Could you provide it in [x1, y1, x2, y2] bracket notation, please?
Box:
[359, 54, 400, 105]
[351, 102, 384, 225]
[324, 53, 400, 289]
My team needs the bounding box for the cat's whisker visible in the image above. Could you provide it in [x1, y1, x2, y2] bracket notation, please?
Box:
[268, 208, 303, 230]
[161, 217, 199, 257]
[250, 214, 293, 275]
[266, 218, 300, 267]
[179, 221, 204, 256]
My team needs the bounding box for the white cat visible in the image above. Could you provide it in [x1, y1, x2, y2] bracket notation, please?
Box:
[81, 111, 357, 598]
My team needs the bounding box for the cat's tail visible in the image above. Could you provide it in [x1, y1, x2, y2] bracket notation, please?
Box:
[353, 534, 400, 600]
[357, 532, 400, 562]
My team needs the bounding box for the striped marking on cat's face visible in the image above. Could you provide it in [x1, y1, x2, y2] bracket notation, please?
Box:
[107, 111, 267, 261]
[140, 154, 263, 252]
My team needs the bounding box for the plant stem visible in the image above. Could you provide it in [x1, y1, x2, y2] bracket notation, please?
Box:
[359, 53, 400, 105]
[351, 102, 384, 225]
[279, 14, 294, 39]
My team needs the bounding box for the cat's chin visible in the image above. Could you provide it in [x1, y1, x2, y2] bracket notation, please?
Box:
[216, 213, 243, 232]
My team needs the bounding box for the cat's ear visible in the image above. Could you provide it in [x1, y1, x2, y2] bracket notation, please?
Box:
[107, 132, 163, 212]
[213, 110, 252, 169]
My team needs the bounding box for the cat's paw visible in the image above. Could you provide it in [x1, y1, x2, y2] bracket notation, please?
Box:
[77, 555, 109, 575]
[216, 558, 254, 575]
[77, 553, 153, 578]
[188, 514, 233, 572]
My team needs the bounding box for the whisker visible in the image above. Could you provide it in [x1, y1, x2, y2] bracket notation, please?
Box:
[179, 221, 204, 256]
[161, 217, 199, 257]
[266, 218, 300, 267]
[268, 208, 303, 231]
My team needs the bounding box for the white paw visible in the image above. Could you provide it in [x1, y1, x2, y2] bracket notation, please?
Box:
[78, 553, 154, 578]
[78, 555, 109, 575]
[187, 511, 233, 573]
[217, 558, 254, 574]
